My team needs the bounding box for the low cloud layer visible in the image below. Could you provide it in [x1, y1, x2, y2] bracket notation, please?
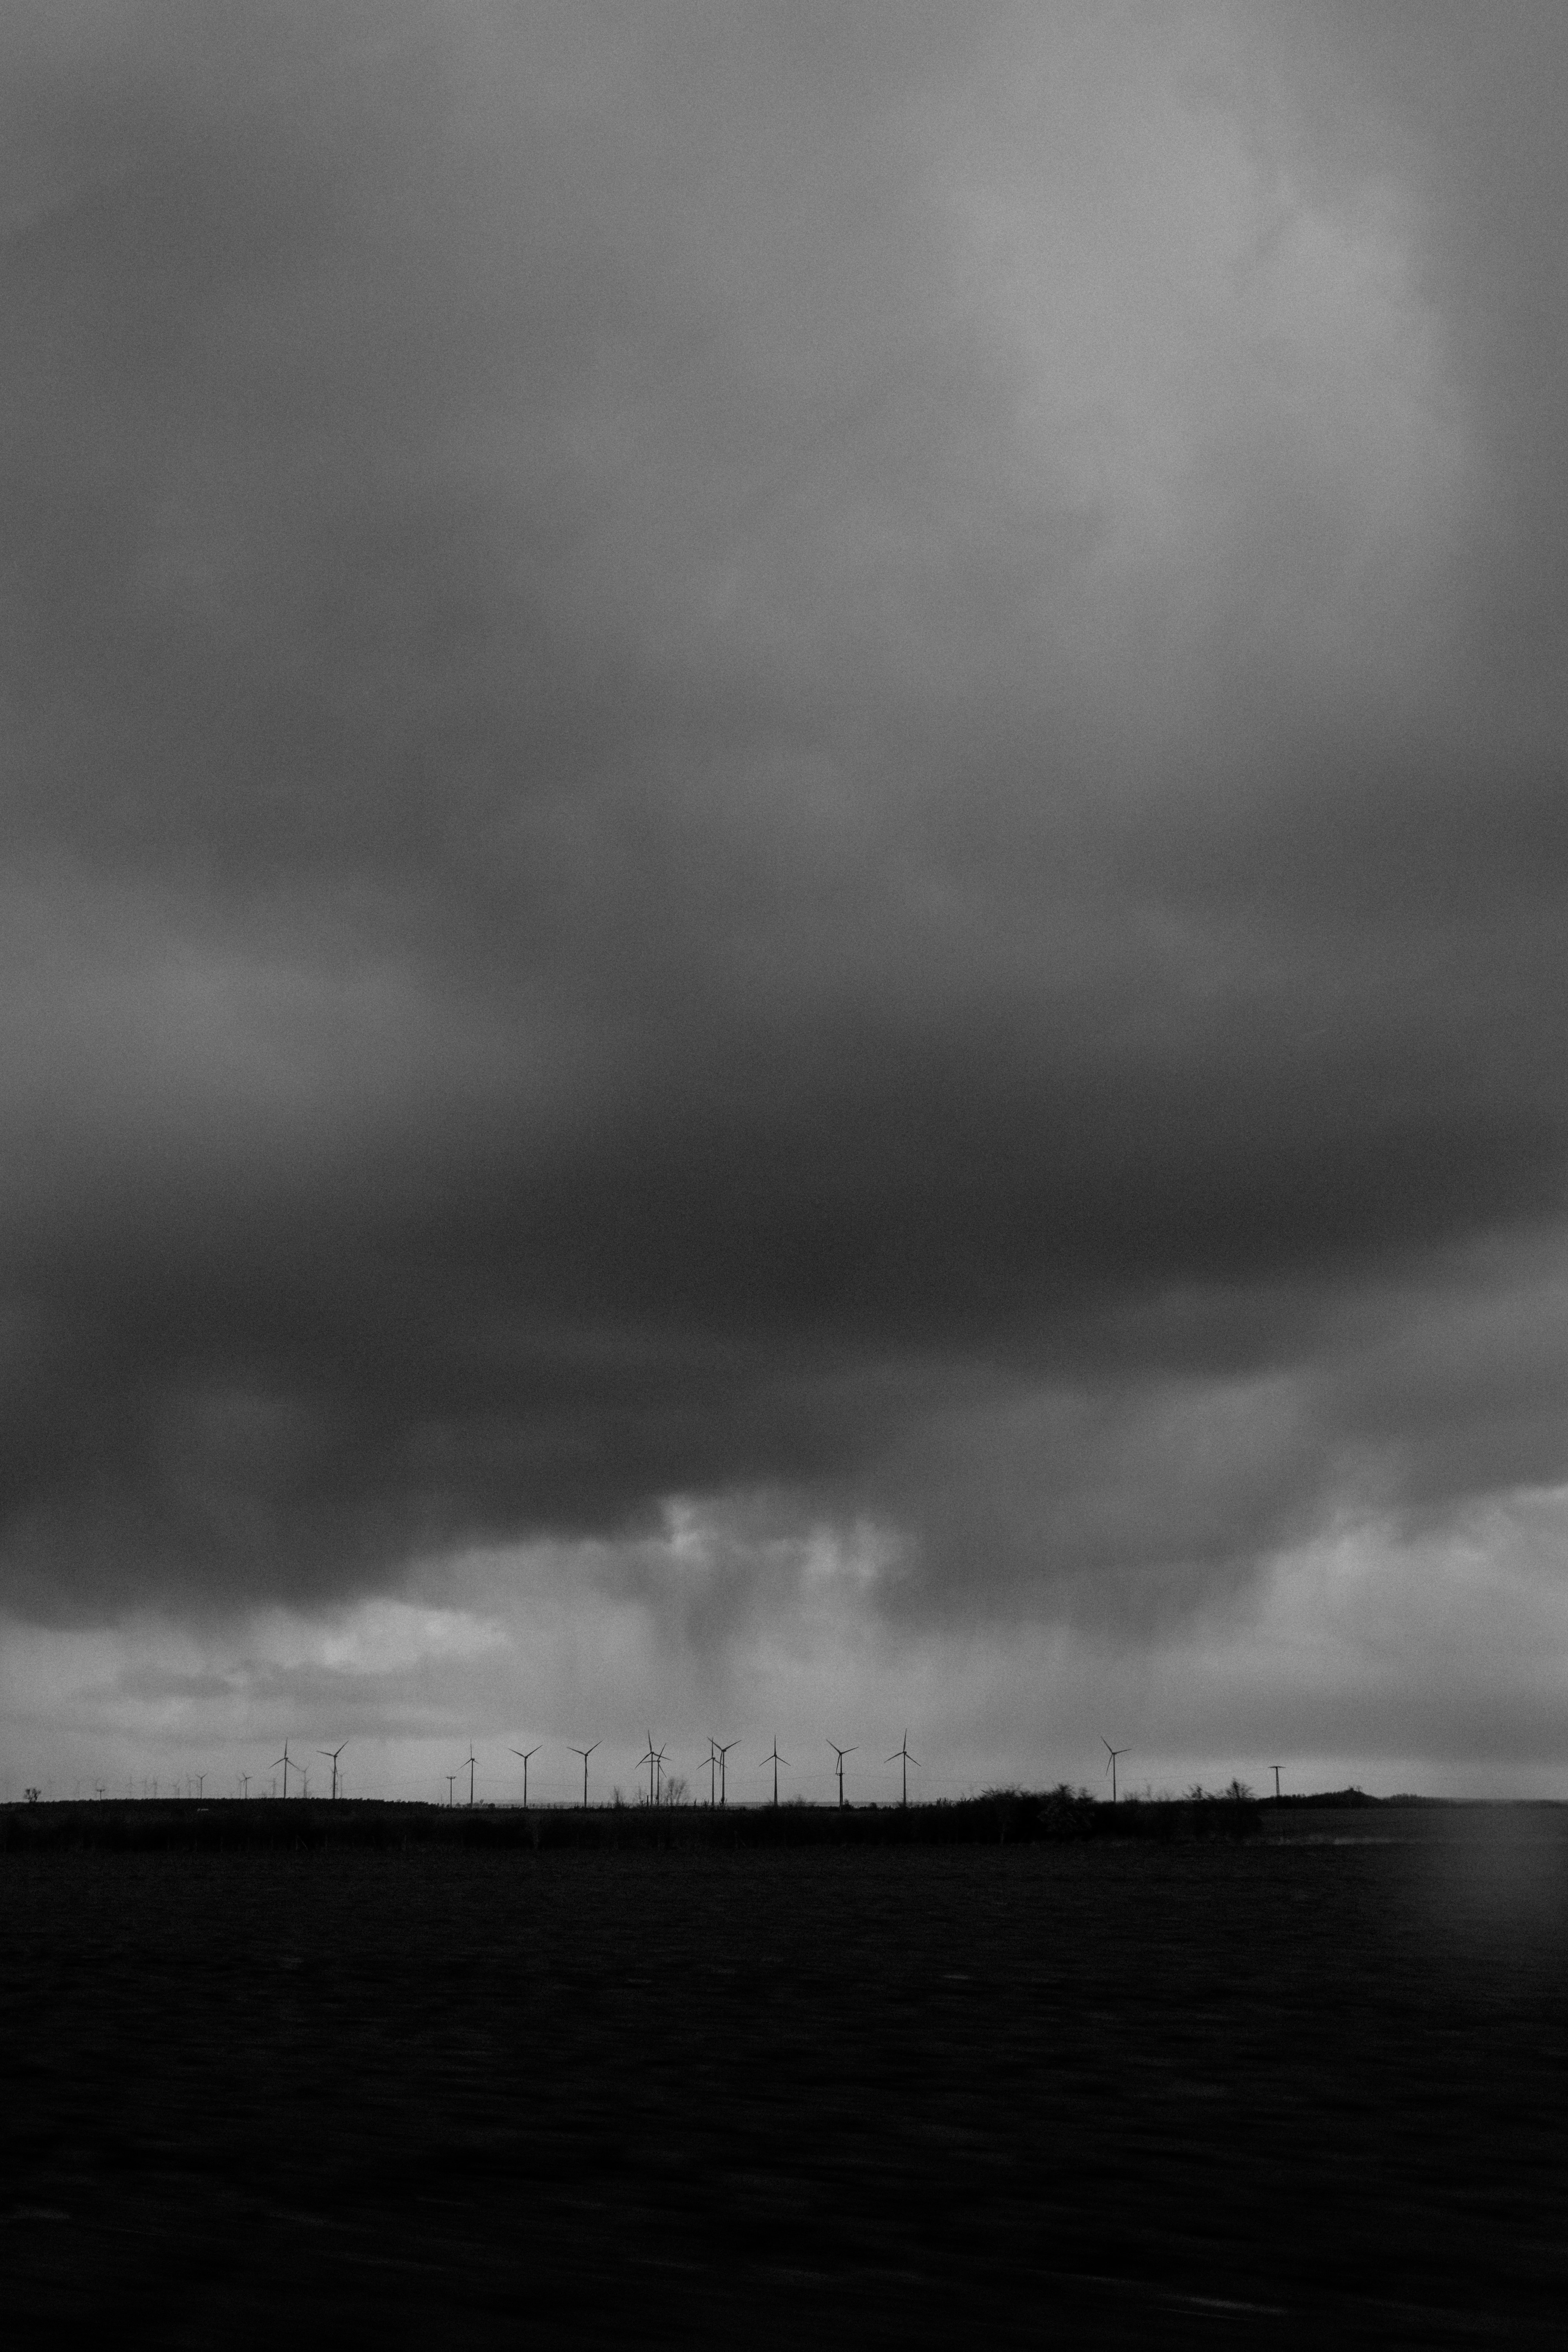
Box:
[3, 3, 1567, 1645]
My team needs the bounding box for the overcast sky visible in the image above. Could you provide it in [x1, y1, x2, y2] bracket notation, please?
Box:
[5, 2, 1568, 1802]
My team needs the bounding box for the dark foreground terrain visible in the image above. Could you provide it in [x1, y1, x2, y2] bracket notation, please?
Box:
[4, 1822, 1567, 2347]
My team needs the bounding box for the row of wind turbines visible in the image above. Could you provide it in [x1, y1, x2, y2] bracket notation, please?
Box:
[263, 1731, 926, 1808]
[67, 1740, 1287, 1808]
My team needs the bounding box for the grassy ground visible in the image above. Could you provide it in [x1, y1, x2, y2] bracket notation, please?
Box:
[4, 1835, 1566, 2346]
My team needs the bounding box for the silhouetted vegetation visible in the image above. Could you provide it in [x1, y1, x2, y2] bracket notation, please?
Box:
[0, 1784, 1267, 1854]
[1270, 1785, 1381, 1808]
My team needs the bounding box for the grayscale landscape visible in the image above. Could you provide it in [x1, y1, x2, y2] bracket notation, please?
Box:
[3, 3, 1568, 2337]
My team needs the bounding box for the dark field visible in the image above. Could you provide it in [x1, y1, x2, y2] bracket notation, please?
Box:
[5, 1823, 1568, 2347]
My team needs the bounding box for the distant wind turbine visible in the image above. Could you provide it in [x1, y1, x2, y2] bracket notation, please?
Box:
[712, 1739, 739, 1806]
[463, 1747, 477, 1807]
[761, 1740, 789, 1806]
[886, 1731, 919, 1808]
[273, 1741, 296, 1799]
[511, 1747, 541, 1808]
[1102, 1740, 1128, 1804]
[319, 1742, 347, 1802]
[1270, 1764, 1283, 1801]
[827, 1740, 857, 1809]
[445, 1770, 459, 1806]
[699, 1739, 718, 1806]
[570, 1742, 599, 1809]
[638, 1734, 661, 1807]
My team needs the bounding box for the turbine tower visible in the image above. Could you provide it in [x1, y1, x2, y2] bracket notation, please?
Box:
[319, 1742, 347, 1802]
[511, 1747, 541, 1808]
[886, 1731, 919, 1808]
[761, 1740, 789, 1806]
[569, 1742, 599, 1809]
[1102, 1739, 1128, 1804]
[827, 1740, 857, 1809]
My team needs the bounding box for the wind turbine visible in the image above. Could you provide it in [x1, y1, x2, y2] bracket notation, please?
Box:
[886, 1731, 919, 1808]
[638, 1734, 661, 1807]
[239, 1773, 250, 1800]
[445, 1771, 459, 1806]
[273, 1740, 296, 1799]
[1102, 1739, 1128, 1803]
[319, 1742, 347, 1802]
[699, 1739, 718, 1806]
[1270, 1764, 1283, 1801]
[761, 1740, 789, 1806]
[827, 1740, 857, 1809]
[463, 1747, 477, 1807]
[511, 1747, 541, 1808]
[712, 1738, 739, 1806]
[570, 1742, 599, 1809]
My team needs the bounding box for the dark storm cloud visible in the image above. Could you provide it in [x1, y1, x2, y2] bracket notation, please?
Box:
[3, 0, 1567, 1621]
